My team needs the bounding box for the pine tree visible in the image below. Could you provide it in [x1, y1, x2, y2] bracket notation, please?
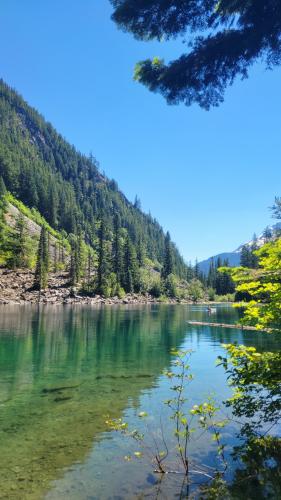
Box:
[7, 213, 29, 268]
[186, 263, 194, 282]
[69, 231, 83, 286]
[137, 236, 145, 267]
[162, 231, 173, 279]
[216, 259, 235, 295]
[134, 195, 141, 211]
[112, 213, 123, 284]
[34, 226, 49, 291]
[263, 226, 272, 242]
[123, 234, 139, 293]
[53, 241, 58, 273]
[250, 234, 259, 269]
[240, 245, 252, 268]
[207, 258, 216, 289]
[0, 176, 7, 249]
[97, 218, 111, 295]
[194, 258, 199, 279]
[0, 176, 6, 199]
[85, 248, 94, 292]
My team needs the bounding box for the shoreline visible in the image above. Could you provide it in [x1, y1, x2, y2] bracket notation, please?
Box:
[0, 268, 186, 306]
[0, 269, 228, 307]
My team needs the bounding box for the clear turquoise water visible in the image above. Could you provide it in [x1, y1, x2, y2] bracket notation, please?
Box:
[0, 304, 279, 499]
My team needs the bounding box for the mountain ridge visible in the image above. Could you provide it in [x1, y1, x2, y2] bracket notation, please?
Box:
[198, 222, 281, 275]
[0, 79, 187, 279]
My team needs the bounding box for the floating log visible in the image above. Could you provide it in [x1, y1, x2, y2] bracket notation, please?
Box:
[186, 321, 261, 331]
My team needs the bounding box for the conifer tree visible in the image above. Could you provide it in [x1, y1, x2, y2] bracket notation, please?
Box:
[134, 195, 141, 210]
[0, 176, 6, 199]
[0, 176, 7, 249]
[69, 231, 83, 286]
[240, 245, 252, 268]
[207, 258, 216, 289]
[186, 263, 194, 282]
[137, 236, 145, 267]
[263, 226, 272, 242]
[53, 241, 58, 273]
[97, 218, 111, 294]
[34, 226, 49, 291]
[112, 213, 123, 284]
[194, 258, 199, 279]
[250, 234, 259, 269]
[85, 248, 94, 292]
[162, 231, 173, 279]
[7, 213, 29, 268]
[123, 234, 139, 293]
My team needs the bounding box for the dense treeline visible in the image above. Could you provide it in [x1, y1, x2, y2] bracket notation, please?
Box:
[0, 79, 187, 279]
[0, 79, 206, 298]
[206, 257, 235, 296]
[0, 183, 201, 299]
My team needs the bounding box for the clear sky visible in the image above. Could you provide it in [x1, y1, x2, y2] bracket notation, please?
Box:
[0, 1, 280, 262]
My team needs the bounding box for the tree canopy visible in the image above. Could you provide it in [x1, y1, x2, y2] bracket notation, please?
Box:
[110, 0, 281, 108]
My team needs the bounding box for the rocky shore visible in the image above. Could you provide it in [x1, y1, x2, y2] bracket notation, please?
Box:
[0, 269, 184, 306]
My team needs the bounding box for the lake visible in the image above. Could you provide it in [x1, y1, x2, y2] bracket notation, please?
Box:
[0, 304, 280, 499]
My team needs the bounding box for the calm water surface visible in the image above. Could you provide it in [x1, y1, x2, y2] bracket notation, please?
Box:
[0, 304, 280, 499]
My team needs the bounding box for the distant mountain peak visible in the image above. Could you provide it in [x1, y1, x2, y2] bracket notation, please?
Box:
[198, 222, 281, 275]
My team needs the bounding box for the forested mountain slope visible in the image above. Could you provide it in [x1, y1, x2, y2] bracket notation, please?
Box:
[0, 79, 186, 278]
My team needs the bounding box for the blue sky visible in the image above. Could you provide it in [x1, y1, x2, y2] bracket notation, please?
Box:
[0, 1, 280, 262]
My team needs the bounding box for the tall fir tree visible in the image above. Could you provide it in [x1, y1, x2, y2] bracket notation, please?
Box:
[69, 231, 83, 286]
[123, 234, 139, 293]
[97, 218, 111, 295]
[250, 234, 259, 269]
[112, 213, 123, 284]
[0, 176, 7, 249]
[162, 231, 173, 279]
[207, 258, 216, 288]
[85, 248, 94, 292]
[34, 226, 49, 291]
[263, 226, 272, 242]
[240, 245, 252, 268]
[7, 213, 29, 268]
[194, 258, 199, 279]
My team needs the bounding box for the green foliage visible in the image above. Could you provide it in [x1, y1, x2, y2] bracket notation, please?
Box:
[214, 293, 235, 303]
[7, 193, 61, 241]
[5, 213, 35, 269]
[218, 344, 281, 434]
[208, 206, 281, 498]
[0, 79, 187, 284]
[211, 343, 281, 498]
[0, 177, 7, 257]
[207, 257, 234, 295]
[106, 349, 227, 479]
[69, 231, 86, 286]
[187, 278, 204, 302]
[225, 238, 281, 331]
[96, 218, 111, 295]
[34, 226, 49, 290]
[164, 273, 177, 297]
[139, 267, 161, 296]
[161, 231, 173, 279]
[207, 287, 216, 301]
[111, 0, 281, 109]
[122, 234, 139, 293]
[240, 240, 259, 269]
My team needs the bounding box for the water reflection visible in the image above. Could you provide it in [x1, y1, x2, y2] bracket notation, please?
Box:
[0, 304, 279, 499]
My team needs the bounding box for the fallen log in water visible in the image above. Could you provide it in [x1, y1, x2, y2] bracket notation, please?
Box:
[186, 321, 264, 331]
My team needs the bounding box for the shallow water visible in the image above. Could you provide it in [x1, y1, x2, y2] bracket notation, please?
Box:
[0, 304, 280, 499]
